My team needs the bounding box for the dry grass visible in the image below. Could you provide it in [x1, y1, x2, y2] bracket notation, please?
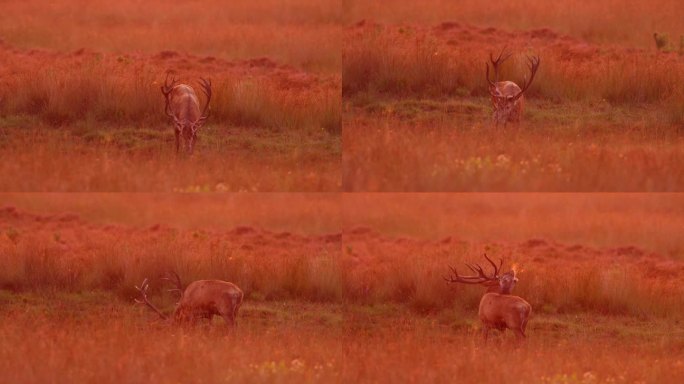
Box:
[343, 111, 684, 191]
[2, 195, 683, 315]
[0, 0, 341, 192]
[0, 194, 342, 232]
[342, 22, 684, 191]
[2, 195, 684, 382]
[0, 42, 341, 191]
[0, 124, 340, 191]
[345, 0, 684, 50]
[0, 48, 341, 132]
[0, 0, 341, 73]
[341, 194, 684, 257]
[343, 23, 684, 104]
[1, 297, 683, 384]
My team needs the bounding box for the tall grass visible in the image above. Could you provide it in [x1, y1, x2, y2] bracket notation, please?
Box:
[2, 300, 683, 383]
[343, 26, 684, 104]
[0, 58, 340, 133]
[0, 126, 341, 191]
[2, 241, 682, 320]
[1, 210, 682, 320]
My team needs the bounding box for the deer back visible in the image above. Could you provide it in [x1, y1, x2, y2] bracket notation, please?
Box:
[478, 292, 531, 328]
[178, 280, 243, 309]
[168, 85, 201, 123]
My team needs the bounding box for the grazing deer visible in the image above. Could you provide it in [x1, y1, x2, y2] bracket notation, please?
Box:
[445, 254, 531, 341]
[135, 272, 243, 327]
[160, 74, 212, 154]
[486, 49, 540, 127]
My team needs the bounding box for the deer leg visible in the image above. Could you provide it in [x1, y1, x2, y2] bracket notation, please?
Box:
[175, 129, 180, 153]
[512, 325, 526, 340]
[221, 312, 235, 328]
[218, 298, 237, 328]
[232, 305, 240, 328]
[482, 324, 490, 343]
[218, 307, 235, 328]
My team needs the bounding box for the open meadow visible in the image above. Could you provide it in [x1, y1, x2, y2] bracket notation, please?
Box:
[1, 194, 683, 383]
[0, 0, 341, 191]
[343, 0, 684, 191]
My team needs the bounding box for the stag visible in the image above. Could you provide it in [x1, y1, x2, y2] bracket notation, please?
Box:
[445, 254, 531, 341]
[160, 74, 212, 154]
[135, 273, 243, 327]
[486, 48, 540, 126]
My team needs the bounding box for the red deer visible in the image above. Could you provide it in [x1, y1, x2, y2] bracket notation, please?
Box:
[445, 254, 531, 340]
[486, 48, 540, 127]
[160, 74, 212, 154]
[135, 273, 243, 327]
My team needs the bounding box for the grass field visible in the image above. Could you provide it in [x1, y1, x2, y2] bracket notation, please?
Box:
[0, 0, 341, 191]
[0, 0, 341, 73]
[1, 194, 683, 382]
[1, 295, 683, 384]
[342, 2, 684, 191]
[345, 0, 684, 49]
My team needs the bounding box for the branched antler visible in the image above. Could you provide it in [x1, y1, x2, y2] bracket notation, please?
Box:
[135, 278, 168, 320]
[444, 254, 503, 285]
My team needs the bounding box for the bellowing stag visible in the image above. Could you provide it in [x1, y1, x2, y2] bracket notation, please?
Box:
[160, 74, 212, 154]
[445, 254, 531, 340]
[135, 273, 243, 327]
[486, 48, 540, 126]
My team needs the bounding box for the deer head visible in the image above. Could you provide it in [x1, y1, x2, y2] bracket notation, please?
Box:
[161, 74, 212, 154]
[135, 273, 243, 327]
[444, 253, 519, 294]
[444, 254, 531, 341]
[485, 48, 540, 126]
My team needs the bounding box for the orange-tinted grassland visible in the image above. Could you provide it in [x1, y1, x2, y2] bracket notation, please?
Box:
[1, 194, 683, 382]
[343, 0, 684, 191]
[0, 0, 341, 191]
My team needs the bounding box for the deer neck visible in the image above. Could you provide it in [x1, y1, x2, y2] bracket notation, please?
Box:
[485, 285, 512, 295]
[485, 285, 501, 294]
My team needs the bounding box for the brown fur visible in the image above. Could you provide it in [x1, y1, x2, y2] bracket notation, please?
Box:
[173, 280, 244, 327]
[167, 84, 202, 154]
[445, 255, 532, 341]
[478, 291, 531, 340]
[168, 85, 202, 123]
[489, 81, 525, 124]
[136, 277, 243, 328]
[161, 76, 211, 154]
[486, 52, 539, 127]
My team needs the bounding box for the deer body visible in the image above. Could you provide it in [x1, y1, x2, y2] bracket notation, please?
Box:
[486, 49, 540, 126]
[175, 280, 243, 326]
[135, 274, 243, 328]
[489, 81, 525, 124]
[168, 85, 201, 123]
[445, 254, 532, 341]
[161, 75, 212, 154]
[479, 292, 531, 339]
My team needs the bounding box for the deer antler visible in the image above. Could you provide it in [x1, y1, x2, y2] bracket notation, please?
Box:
[486, 46, 512, 87]
[161, 271, 184, 302]
[196, 77, 212, 124]
[444, 253, 503, 285]
[161, 73, 179, 120]
[511, 55, 540, 101]
[135, 278, 168, 320]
